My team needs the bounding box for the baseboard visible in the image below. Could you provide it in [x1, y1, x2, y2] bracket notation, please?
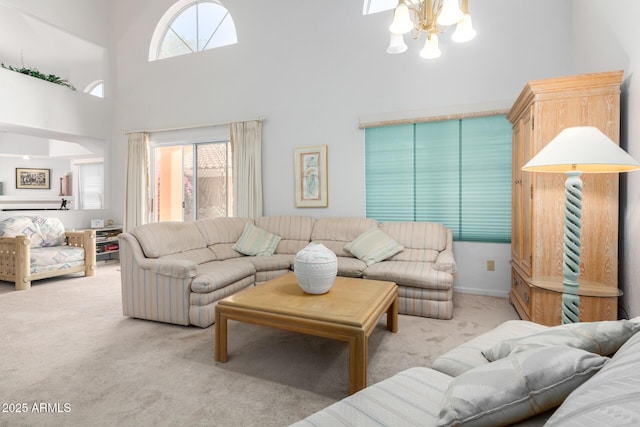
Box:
[453, 286, 510, 298]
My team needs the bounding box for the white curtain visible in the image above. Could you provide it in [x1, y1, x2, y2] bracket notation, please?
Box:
[124, 132, 150, 231]
[230, 120, 263, 218]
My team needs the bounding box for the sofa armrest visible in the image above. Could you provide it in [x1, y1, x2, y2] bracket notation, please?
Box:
[65, 229, 95, 248]
[66, 230, 96, 276]
[434, 249, 457, 274]
[0, 235, 30, 290]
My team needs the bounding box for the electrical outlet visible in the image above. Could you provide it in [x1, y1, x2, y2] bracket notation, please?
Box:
[486, 260, 495, 271]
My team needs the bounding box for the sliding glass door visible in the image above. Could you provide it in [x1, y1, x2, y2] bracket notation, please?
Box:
[152, 141, 232, 222]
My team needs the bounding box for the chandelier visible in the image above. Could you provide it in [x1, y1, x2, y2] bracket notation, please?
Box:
[387, 0, 476, 59]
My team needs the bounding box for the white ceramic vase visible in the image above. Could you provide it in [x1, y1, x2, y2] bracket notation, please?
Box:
[294, 242, 338, 294]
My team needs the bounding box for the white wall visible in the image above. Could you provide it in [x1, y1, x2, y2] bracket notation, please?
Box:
[571, 0, 640, 317]
[0, 0, 577, 296]
[109, 0, 573, 296]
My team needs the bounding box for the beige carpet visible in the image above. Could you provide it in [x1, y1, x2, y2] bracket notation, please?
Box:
[0, 263, 519, 426]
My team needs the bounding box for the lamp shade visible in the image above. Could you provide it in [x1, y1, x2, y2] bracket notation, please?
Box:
[437, 0, 464, 26]
[522, 126, 640, 173]
[387, 32, 408, 54]
[419, 34, 441, 59]
[452, 13, 476, 43]
[389, 1, 413, 34]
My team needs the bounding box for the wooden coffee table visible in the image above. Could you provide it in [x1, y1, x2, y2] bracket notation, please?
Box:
[214, 272, 398, 395]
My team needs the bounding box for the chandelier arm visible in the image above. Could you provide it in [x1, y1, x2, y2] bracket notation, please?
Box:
[403, 2, 422, 37]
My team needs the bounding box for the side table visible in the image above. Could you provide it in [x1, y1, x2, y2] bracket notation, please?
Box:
[528, 277, 621, 326]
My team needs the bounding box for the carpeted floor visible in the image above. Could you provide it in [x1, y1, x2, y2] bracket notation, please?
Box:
[0, 263, 519, 426]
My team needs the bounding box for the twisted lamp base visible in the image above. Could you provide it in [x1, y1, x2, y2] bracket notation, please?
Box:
[562, 171, 583, 324]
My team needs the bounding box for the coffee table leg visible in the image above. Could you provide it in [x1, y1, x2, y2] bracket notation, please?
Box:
[214, 308, 228, 362]
[386, 295, 398, 333]
[349, 332, 367, 395]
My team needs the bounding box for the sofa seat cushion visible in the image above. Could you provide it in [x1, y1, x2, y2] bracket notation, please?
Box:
[545, 328, 640, 426]
[291, 367, 453, 427]
[159, 248, 216, 265]
[243, 254, 293, 272]
[30, 246, 85, 273]
[131, 221, 207, 258]
[336, 256, 368, 278]
[190, 260, 256, 293]
[363, 261, 453, 290]
[0, 215, 66, 248]
[437, 346, 608, 427]
[432, 320, 548, 377]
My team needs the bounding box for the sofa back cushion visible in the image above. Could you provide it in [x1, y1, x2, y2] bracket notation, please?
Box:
[255, 215, 315, 255]
[195, 217, 254, 260]
[0, 215, 66, 248]
[130, 221, 207, 258]
[380, 222, 448, 263]
[311, 217, 379, 257]
[544, 322, 640, 426]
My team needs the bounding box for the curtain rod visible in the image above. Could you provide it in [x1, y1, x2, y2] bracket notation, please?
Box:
[125, 116, 265, 135]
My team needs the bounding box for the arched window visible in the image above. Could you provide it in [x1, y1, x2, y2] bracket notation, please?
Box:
[85, 80, 104, 98]
[149, 0, 237, 61]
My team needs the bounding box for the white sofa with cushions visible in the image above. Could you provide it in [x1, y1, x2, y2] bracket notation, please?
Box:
[118, 215, 457, 327]
[292, 318, 640, 426]
[0, 215, 96, 290]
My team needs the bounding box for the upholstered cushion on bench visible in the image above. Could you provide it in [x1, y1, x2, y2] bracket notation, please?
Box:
[30, 245, 86, 273]
[0, 216, 96, 290]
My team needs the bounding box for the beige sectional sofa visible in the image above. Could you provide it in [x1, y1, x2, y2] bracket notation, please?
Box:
[292, 318, 640, 426]
[118, 215, 456, 327]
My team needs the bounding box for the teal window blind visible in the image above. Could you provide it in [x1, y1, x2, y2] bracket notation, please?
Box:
[365, 115, 512, 243]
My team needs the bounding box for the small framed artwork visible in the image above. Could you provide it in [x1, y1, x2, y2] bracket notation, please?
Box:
[294, 145, 328, 208]
[16, 168, 51, 190]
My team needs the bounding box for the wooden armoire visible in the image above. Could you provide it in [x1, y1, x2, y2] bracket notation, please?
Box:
[507, 70, 623, 325]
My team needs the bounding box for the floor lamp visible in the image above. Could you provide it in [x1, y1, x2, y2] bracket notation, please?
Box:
[522, 126, 640, 324]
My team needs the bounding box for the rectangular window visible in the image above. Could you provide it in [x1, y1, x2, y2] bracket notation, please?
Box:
[365, 115, 512, 242]
[75, 161, 104, 210]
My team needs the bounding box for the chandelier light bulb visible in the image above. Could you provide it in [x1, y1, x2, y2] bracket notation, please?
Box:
[451, 13, 476, 43]
[437, 0, 464, 26]
[419, 34, 441, 59]
[387, 33, 408, 54]
[389, 1, 413, 35]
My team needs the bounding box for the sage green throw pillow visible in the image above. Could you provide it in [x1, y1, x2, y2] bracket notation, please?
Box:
[232, 223, 281, 256]
[482, 319, 640, 362]
[437, 346, 608, 427]
[344, 228, 403, 266]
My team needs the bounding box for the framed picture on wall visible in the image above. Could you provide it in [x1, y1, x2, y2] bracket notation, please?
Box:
[294, 145, 328, 208]
[16, 168, 51, 189]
